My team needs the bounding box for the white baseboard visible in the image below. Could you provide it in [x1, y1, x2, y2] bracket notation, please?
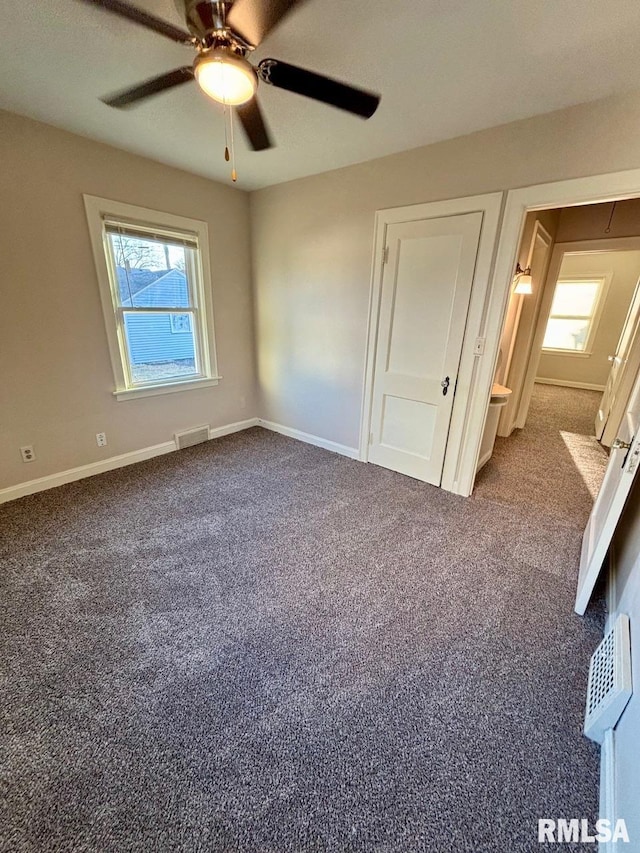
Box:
[476, 449, 492, 472]
[599, 729, 616, 853]
[257, 419, 359, 460]
[535, 377, 606, 392]
[208, 418, 258, 440]
[0, 418, 258, 504]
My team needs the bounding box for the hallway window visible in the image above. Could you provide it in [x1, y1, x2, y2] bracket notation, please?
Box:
[542, 277, 606, 353]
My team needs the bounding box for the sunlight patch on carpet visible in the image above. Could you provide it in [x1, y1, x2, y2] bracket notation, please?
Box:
[560, 430, 608, 499]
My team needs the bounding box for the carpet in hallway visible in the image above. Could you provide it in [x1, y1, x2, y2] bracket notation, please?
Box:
[0, 397, 606, 852]
[474, 383, 609, 525]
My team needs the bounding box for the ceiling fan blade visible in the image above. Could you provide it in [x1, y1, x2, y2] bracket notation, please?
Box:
[78, 0, 193, 44]
[236, 98, 273, 151]
[227, 0, 307, 47]
[102, 67, 194, 108]
[258, 59, 380, 118]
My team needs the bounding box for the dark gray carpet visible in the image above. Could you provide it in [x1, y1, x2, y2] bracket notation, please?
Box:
[1, 385, 607, 852]
[475, 383, 609, 522]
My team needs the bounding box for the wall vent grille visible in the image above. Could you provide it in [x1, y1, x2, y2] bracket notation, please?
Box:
[175, 425, 210, 450]
[584, 613, 632, 744]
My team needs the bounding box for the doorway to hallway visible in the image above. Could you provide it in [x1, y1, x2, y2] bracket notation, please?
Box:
[482, 172, 640, 614]
[474, 383, 609, 529]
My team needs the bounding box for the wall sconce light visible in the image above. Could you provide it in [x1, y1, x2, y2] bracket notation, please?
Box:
[513, 262, 533, 295]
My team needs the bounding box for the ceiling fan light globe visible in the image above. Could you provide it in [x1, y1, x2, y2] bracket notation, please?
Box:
[194, 51, 257, 106]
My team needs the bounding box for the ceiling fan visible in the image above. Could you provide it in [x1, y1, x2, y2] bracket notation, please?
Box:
[80, 0, 381, 151]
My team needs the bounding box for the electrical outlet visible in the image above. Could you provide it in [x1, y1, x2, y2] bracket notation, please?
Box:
[20, 445, 35, 463]
[96, 432, 107, 447]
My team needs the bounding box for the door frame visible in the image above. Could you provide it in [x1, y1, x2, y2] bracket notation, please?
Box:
[474, 167, 640, 494]
[515, 236, 640, 434]
[498, 219, 553, 436]
[502, 220, 553, 394]
[359, 193, 503, 494]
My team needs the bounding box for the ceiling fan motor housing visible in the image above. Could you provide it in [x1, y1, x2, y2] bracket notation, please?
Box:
[177, 0, 242, 44]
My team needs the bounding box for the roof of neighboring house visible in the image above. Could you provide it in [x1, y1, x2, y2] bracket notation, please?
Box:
[120, 268, 189, 308]
[116, 267, 164, 303]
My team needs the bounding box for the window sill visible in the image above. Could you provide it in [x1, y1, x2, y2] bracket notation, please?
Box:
[541, 349, 592, 358]
[113, 376, 221, 401]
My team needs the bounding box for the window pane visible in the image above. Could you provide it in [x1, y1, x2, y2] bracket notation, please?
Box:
[543, 318, 590, 351]
[550, 281, 599, 317]
[123, 311, 198, 384]
[109, 233, 192, 309]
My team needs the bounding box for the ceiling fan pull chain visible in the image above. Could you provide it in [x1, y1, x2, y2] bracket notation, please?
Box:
[223, 102, 230, 162]
[230, 105, 238, 183]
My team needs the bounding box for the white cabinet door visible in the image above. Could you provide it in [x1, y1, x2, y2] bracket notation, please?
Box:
[368, 212, 482, 485]
[576, 366, 640, 614]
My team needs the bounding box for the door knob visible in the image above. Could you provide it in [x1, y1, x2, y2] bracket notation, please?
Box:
[612, 437, 632, 450]
[441, 376, 450, 396]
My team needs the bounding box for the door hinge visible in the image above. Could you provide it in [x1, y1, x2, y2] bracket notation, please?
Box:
[382, 245, 389, 265]
[369, 431, 374, 445]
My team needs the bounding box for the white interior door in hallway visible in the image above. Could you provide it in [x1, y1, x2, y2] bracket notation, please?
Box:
[367, 212, 482, 485]
[597, 272, 640, 446]
[576, 362, 640, 614]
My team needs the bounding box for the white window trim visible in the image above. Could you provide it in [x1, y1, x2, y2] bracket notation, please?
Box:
[541, 272, 612, 356]
[84, 195, 220, 400]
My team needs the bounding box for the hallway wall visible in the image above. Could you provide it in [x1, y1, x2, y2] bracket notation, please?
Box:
[500, 203, 640, 437]
[609, 476, 640, 849]
[497, 210, 559, 435]
[537, 250, 640, 388]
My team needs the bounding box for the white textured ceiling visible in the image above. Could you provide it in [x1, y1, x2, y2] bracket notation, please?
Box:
[2, 0, 640, 190]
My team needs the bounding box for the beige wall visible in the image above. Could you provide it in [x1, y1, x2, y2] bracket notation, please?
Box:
[251, 92, 640, 449]
[0, 110, 256, 490]
[537, 250, 640, 387]
[7, 89, 640, 489]
[609, 476, 640, 846]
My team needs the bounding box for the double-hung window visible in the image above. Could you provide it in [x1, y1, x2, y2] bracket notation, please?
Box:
[542, 277, 608, 355]
[84, 196, 218, 400]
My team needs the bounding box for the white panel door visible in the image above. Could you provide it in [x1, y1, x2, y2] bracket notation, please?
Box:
[576, 366, 640, 614]
[597, 276, 640, 443]
[596, 353, 623, 441]
[368, 212, 483, 484]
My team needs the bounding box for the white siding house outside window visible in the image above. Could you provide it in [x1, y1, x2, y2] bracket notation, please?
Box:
[84, 197, 218, 400]
[542, 277, 608, 355]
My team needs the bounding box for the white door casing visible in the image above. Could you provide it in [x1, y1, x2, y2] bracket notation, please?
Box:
[575, 364, 640, 615]
[500, 221, 553, 435]
[367, 213, 482, 484]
